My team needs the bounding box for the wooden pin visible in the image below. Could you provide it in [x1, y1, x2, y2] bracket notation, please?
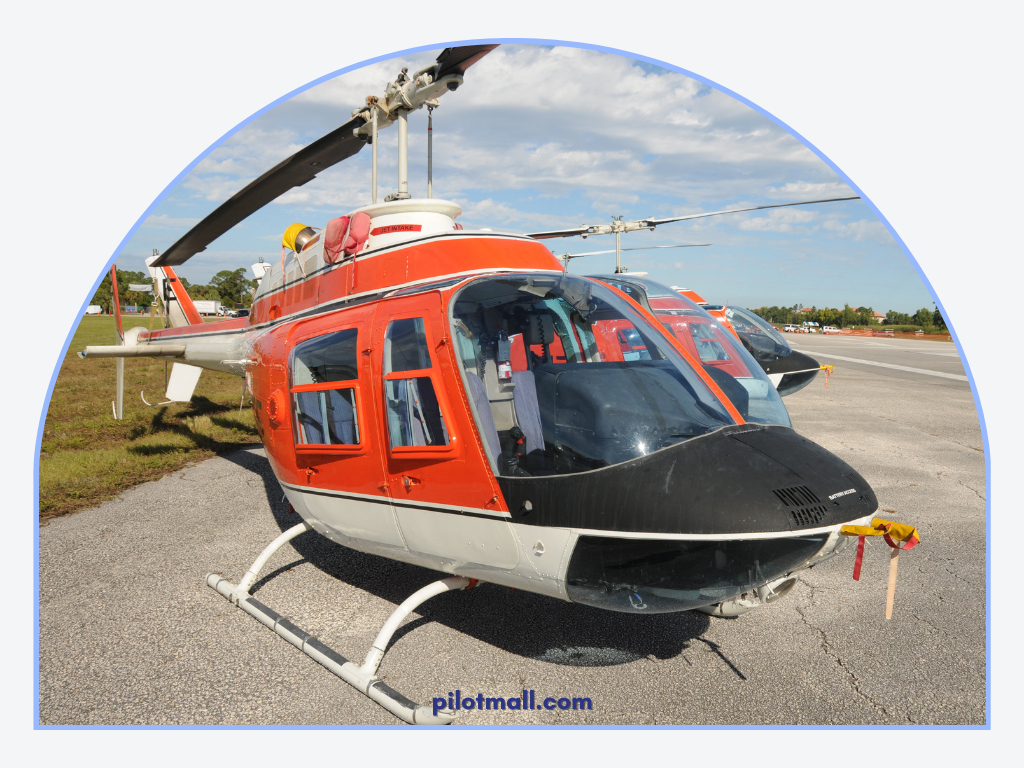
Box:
[885, 546, 900, 620]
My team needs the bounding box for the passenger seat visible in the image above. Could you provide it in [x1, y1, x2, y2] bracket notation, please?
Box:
[511, 370, 546, 469]
[465, 372, 501, 473]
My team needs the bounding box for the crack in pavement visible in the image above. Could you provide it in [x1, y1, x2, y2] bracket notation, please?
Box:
[795, 581, 897, 721]
[958, 480, 987, 502]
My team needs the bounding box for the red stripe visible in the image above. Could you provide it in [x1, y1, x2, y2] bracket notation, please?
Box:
[162, 265, 204, 326]
[371, 224, 422, 236]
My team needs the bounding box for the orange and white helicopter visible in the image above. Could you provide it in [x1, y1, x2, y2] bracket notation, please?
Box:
[581, 273, 823, 397]
[82, 46, 879, 724]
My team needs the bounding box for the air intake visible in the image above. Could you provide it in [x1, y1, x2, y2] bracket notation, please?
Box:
[772, 485, 828, 528]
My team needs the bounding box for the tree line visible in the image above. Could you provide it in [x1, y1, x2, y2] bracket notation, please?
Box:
[751, 303, 947, 330]
[90, 267, 257, 313]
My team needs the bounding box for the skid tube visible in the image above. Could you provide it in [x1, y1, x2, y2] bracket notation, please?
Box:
[206, 521, 473, 725]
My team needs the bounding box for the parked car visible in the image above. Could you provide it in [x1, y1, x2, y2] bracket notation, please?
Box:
[822, 326, 840, 334]
[783, 324, 799, 332]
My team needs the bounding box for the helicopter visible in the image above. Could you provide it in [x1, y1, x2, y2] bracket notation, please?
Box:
[577, 273, 824, 397]
[80, 45, 880, 724]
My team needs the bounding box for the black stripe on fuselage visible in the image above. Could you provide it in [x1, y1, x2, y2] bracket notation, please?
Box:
[283, 483, 510, 522]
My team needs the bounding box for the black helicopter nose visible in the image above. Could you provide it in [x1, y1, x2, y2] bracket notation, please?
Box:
[499, 424, 877, 535]
[762, 349, 821, 397]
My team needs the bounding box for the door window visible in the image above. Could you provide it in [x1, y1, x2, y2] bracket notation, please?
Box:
[383, 318, 450, 449]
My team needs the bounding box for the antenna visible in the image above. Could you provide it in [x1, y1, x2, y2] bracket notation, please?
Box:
[427, 105, 434, 198]
[371, 98, 378, 204]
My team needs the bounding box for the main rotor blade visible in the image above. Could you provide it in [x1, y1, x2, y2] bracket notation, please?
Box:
[530, 226, 594, 240]
[643, 196, 861, 226]
[433, 45, 499, 79]
[562, 244, 713, 258]
[528, 196, 861, 240]
[151, 115, 368, 267]
[151, 46, 500, 269]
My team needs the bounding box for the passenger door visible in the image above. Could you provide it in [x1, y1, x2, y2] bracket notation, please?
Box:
[370, 294, 520, 570]
[286, 313, 406, 550]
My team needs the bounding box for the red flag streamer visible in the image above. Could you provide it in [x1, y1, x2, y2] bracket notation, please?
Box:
[840, 517, 921, 619]
[852, 535, 866, 580]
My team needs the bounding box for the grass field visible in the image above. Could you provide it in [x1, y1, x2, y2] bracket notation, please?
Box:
[39, 315, 261, 522]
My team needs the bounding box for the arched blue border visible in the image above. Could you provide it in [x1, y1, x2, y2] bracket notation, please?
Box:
[34, 37, 990, 730]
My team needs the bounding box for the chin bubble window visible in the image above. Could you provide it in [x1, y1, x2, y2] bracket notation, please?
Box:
[289, 329, 361, 447]
[383, 318, 451, 449]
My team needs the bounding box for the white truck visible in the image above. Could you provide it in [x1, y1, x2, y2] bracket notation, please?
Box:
[193, 300, 222, 317]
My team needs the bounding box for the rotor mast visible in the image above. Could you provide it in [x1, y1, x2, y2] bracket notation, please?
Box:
[396, 112, 409, 199]
[354, 65, 455, 203]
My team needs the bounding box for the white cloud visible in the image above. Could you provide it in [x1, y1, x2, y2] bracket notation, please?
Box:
[130, 44, 910, 308]
[140, 214, 199, 229]
[739, 208, 819, 232]
[821, 217, 891, 242]
[456, 198, 567, 229]
[167, 45, 849, 217]
[767, 181, 855, 199]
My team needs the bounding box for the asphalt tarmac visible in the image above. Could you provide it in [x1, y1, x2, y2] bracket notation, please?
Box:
[38, 335, 986, 725]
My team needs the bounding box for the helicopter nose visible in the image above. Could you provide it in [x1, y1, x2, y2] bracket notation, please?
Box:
[722, 424, 877, 532]
[767, 349, 821, 396]
[499, 424, 877, 535]
[779, 349, 820, 373]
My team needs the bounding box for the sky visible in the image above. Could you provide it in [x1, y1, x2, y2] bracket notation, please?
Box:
[116, 45, 934, 314]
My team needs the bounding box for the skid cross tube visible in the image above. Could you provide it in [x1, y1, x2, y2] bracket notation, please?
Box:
[206, 521, 473, 724]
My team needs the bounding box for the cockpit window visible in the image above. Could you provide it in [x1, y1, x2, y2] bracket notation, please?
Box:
[724, 306, 792, 359]
[591, 276, 792, 429]
[450, 274, 737, 476]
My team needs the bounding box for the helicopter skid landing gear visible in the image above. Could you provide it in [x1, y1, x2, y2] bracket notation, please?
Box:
[206, 520, 473, 725]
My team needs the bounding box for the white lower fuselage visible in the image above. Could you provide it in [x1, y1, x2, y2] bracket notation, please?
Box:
[282, 482, 867, 606]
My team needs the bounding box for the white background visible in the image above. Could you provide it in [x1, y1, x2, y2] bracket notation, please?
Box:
[4, 1, 1014, 762]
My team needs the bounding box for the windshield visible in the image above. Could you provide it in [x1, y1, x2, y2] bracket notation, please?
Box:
[450, 274, 736, 476]
[594, 277, 791, 428]
[724, 306, 792, 359]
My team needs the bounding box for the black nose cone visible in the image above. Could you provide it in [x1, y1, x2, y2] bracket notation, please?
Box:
[497, 424, 877, 535]
[760, 349, 821, 396]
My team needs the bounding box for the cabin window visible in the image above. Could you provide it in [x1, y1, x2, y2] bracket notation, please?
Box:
[289, 328, 361, 447]
[383, 318, 450, 449]
[293, 388, 359, 445]
[450, 274, 741, 476]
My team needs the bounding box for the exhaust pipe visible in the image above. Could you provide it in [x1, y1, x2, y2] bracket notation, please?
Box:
[697, 575, 800, 618]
